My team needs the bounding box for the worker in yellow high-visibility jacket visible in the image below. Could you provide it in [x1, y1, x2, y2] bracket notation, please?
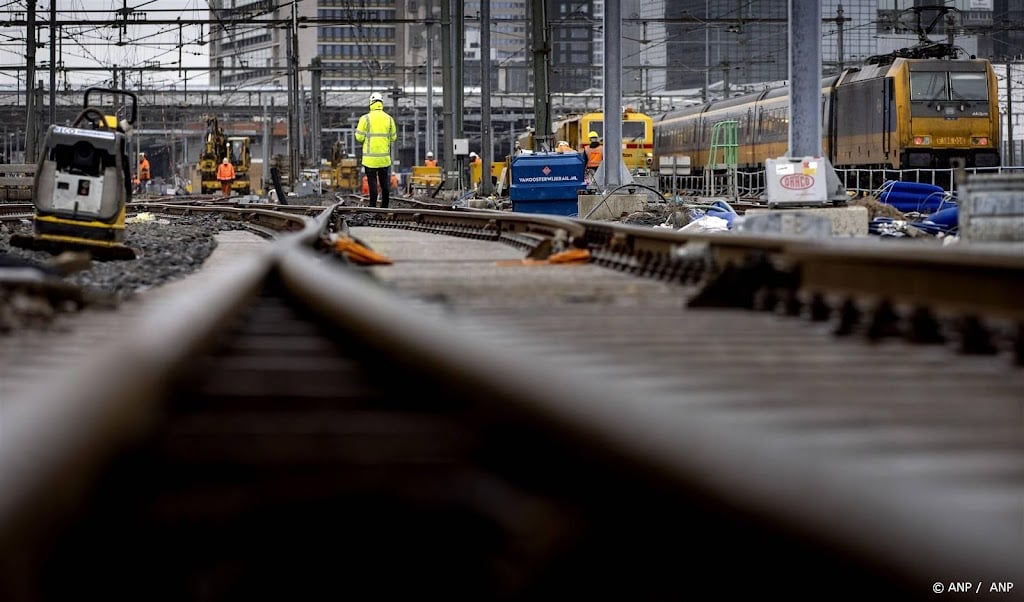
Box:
[354, 92, 397, 208]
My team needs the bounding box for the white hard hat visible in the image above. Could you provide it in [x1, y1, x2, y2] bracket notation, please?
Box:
[469, 151, 478, 158]
[369, 92, 384, 105]
[426, 151, 434, 157]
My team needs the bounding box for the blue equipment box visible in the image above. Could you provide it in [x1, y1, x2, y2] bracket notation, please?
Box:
[509, 152, 587, 216]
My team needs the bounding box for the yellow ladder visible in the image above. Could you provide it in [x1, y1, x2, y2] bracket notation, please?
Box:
[704, 120, 738, 198]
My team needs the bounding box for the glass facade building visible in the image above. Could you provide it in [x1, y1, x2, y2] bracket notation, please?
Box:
[209, 1, 1008, 96]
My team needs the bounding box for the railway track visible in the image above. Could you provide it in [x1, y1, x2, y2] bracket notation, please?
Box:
[0, 201, 1022, 600]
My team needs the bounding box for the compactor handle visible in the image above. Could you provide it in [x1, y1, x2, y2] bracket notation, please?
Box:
[83, 87, 139, 126]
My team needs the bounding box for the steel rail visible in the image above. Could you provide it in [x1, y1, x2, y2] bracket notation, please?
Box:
[787, 240, 1024, 320]
[334, 205, 586, 255]
[329, 207, 1024, 361]
[0, 204, 339, 596]
[1, 203, 1022, 599]
[0, 203, 33, 221]
[0, 244, 279, 597]
[568, 220, 1024, 360]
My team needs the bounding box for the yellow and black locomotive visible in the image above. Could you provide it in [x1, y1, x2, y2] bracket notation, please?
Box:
[654, 43, 1001, 188]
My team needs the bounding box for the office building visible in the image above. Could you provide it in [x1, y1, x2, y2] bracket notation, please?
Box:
[208, 1, 1007, 97]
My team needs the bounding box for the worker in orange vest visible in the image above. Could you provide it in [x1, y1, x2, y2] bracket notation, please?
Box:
[583, 131, 603, 182]
[137, 152, 151, 194]
[424, 151, 437, 167]
[584, 132, 603, 169]
[390, 172, 399, 193]
[216, 157, 236, 198]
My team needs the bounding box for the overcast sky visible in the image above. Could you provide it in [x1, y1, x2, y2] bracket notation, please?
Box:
[1, 0, 211, 90]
